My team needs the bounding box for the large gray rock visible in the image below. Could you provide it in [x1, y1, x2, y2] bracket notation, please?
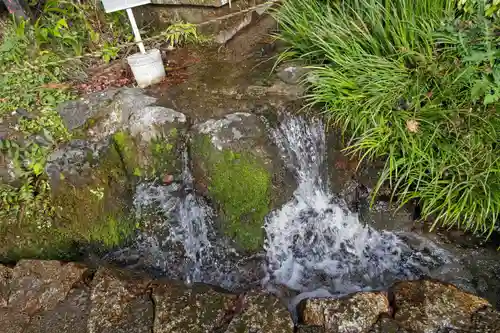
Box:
[191, 112, 293, 251]
[45, 138, 111, 188]
[43, 138, 134, 250]
[226, 291, 294, 333]
[56, 87, 188, 176]
[88, 268, 153, 333]
[392, 280, 490, 333]
[152, 282, 236, 333]
[56, 88, 154, 136]
[301, 292, 390, 333]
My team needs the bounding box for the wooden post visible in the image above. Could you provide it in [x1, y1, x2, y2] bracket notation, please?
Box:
[2, 0, 32, 20]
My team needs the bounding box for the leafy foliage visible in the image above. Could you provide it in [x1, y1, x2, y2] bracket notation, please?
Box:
[458, 0, 500, 17]
[276, 0, 500, 235]
[162, 22, 199, 47]
[0, 0, 132, 232]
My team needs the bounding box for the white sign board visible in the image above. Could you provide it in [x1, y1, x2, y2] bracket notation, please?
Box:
[101, 0, 151, 13]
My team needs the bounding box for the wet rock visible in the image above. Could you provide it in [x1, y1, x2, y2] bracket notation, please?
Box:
[88, 268, 153, 333]
[0, 308, 30, 333]
[7, 260, 86, 315]
[0, 264, 12, 307]
[191, 112, 292, 251]
[57, 87, 187, 176]
[276, 64, 309, 85]
[368, 317, 409, 333]
[360, 201, 416, 232]
[128, 106, 186, 143]
[247, 81, 305, 100]
[226, 291, 294, 333]
[26, 285, 91, 333]
[297, 325, 325, 333]
[152, 282, 236, 333]
[392, 280, 490, 333]
[124, 104, 187, 176]
[57, 88, 155, 138]
[45, 138, 134, 250]
[301, 292, 390, 333]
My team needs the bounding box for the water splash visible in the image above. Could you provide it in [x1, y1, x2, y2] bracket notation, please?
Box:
[264, 117, 455, 296]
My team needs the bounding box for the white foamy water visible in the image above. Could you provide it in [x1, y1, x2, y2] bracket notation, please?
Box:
[264, 117, 453, 296]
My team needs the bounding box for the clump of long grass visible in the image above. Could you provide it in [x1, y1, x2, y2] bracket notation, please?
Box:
[275, 0, 500, 235]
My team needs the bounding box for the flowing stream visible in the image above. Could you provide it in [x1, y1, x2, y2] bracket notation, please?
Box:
[263, 117, 460, 302]
[112, 115, 467, 299]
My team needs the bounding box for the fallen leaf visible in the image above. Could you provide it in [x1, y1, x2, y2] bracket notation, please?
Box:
[406, 119, 420, 133]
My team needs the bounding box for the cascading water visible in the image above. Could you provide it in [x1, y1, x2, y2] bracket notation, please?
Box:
[113, 115, 469, 299]
[264, 117, 460, 300]
[112, 151, 254, 290]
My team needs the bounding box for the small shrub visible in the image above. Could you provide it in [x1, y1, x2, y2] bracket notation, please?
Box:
[276, 0, 500, 235]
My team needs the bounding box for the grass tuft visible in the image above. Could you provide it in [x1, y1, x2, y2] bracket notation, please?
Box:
[275, 0, 500, 235]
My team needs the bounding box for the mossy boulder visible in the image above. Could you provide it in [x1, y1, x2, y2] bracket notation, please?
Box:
[57, 87, 188, 178]
[191, 112, 292, 252]
[0, 89, 188, 262]
[0, 139, 135, 262]
[48, 139, 134, 249]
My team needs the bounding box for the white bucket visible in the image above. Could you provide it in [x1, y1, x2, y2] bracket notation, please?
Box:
[127, 48, 166, 88]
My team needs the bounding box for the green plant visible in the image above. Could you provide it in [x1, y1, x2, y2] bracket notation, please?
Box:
[162, 22, 199, 47]
[458, 0, 500, 17]
[0, 139, 55, 227]
[276, 0, 500, 235]
[101, 41, 119, 63]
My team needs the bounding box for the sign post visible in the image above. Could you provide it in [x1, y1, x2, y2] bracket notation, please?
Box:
[101, 0, 152, 54]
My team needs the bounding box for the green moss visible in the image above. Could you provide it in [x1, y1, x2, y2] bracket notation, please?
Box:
[0, 142, 136, 262]
[169, 127, 178, 137]
[150, 135, 178, 176]
[52, 182, 132, 248]
[112, 131, 140, 175]
[194, 135, 271, 251]
[114, 129, 183, 178]
[86, 216, 134, 247]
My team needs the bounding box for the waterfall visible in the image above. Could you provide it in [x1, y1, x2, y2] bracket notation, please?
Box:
[125, 152, 250, 290]
[119, 115, 467, 298]
[264, 116, 455, 297]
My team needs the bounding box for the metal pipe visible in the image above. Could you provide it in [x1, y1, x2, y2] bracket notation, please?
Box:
[126, 8, 146, 54]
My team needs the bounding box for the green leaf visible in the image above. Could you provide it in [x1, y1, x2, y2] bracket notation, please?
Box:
[464, 51, 495, 63]
[32, 162, 44, 176]
[56, 18, 68, 29]
[483, 92, 499, 105]
[471, 79, 490, 101]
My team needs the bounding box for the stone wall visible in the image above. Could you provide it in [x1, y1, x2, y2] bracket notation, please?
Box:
[1, 260, 499, 333]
